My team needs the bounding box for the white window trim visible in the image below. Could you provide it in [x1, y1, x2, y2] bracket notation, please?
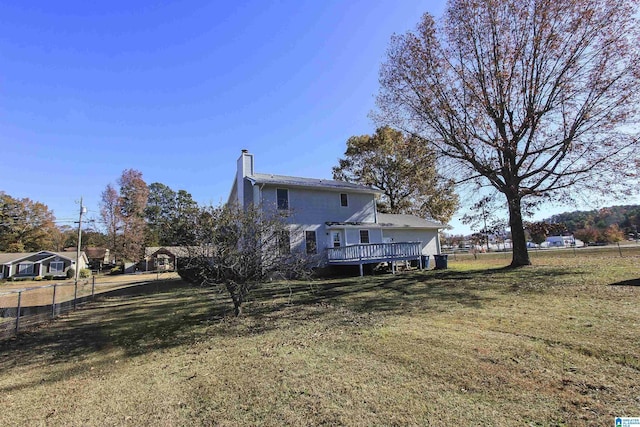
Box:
[49, 261, 64, 273]
[340, 193, 348, 207]
[332, 231, 342, 248]
[278, 229, 291, 255]
[305, 230, 317, 254]
[276, 188, 289, 210]
[18, 263, 34, 275]
[359, 229, 370, 244]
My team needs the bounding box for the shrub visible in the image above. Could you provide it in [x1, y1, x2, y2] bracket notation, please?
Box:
[44, 275, 54, 280]
[110, 266, 122, 275]
[66, 268, 75, 279]
[79, 268, 92, 278]
[34, 276, 42, 281]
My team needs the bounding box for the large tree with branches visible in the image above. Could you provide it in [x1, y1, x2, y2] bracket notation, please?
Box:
[375, 0, 640, 266]
[332, 126, 459, 223]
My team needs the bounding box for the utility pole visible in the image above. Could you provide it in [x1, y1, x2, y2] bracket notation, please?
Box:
[75, 197, 87, 285]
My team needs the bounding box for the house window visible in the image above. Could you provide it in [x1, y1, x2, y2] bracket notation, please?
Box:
[360, 230, 370, 244]
[340, 193, 348, 207]
[18, 263, 33, 275]
[277, 188, 289, 210]
[305, 231, 317, 254]
[49, 261, 64, 274]
[332, 232, 342, 248]
[278, 229, 291, 255]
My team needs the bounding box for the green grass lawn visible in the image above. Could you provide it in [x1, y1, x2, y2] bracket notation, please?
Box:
[0, 248, 638, 426]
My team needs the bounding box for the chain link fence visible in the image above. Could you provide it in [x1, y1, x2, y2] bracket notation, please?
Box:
[0, 272, 180, 340]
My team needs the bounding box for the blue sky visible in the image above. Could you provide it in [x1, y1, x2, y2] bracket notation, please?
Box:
[0, 1, 629, 235]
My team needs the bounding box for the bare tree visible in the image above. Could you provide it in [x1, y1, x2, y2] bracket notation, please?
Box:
[100, 184, 122, 259]
[375, 0, 640, 266]
[177, 203, 313, 316]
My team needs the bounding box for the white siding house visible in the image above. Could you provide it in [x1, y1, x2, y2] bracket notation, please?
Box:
[227, 150, 445, 274]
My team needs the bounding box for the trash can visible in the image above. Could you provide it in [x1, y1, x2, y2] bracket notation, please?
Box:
[421, 255, 430, 269]
[433, 254, 448, 270]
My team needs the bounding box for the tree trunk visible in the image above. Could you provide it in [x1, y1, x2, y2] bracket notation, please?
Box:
[233, 301, 243, 317]
[506, 192, 531, 267]
[225, 280, 244, 317]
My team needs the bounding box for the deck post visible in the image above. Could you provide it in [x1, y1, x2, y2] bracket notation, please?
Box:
[359, 263, 363, 277]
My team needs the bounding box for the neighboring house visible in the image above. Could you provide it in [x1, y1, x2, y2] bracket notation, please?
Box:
[227, 150, 445, 275]
[0, 251, 89, 279]
[84, 247, 111, 270]
[545, 235, 583, 247]
[144, 246, 191, 271]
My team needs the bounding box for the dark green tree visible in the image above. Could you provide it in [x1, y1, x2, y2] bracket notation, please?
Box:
[145, 182, 177, 246]
[145, 184, 199, 247]
[172, 190, 199, 245]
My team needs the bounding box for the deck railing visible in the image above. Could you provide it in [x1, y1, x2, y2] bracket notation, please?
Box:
[326, 242, 422, 264]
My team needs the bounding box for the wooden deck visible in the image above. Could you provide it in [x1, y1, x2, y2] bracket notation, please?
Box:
[326, 242, 423, 276]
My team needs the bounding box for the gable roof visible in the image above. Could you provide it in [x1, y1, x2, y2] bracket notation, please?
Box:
[0, 251, 86, 265]
[85, 247, 108, 258]
[376, 213, 444, 229]
[0, 252, 33, 264]
[144, 246, 192, 259]
[246, 173, 381, 194]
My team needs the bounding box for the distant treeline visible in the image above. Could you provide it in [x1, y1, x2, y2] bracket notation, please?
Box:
[546, 205, 640, 236]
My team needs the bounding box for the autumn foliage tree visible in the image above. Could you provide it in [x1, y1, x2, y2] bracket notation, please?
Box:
[0, 192, 57, 252]
[332, 126, 458, 223]
[100, 170, 149, 262]
[574, 224, 625, 244]
[375, 0, 640, 266]
[118, 169, 149, 262]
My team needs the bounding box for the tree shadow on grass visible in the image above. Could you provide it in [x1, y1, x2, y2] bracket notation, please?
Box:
[610, 278, 640, 286]
[251, 268, 496, 318]
[0, 281, 226, 377]
[1, 270, 490, 371]
[0, 266, 581, 393]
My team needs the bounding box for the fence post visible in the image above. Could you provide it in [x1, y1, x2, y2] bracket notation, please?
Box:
[52, 284, 57, 318]
[73, 281, 78, 310]
[92, 275, 95, 300]
[15, 291, 22, 335]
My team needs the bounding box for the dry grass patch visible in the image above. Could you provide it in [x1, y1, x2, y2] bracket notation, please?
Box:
[0, 248, 639, 425]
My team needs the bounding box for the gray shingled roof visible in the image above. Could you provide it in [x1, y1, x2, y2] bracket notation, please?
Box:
[0, 252, 33, 264]
[0, 251, 83, 264]
[144, 246, 194, 258]
[247, 173, 381, 193]
[376, 213, 445, 229]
